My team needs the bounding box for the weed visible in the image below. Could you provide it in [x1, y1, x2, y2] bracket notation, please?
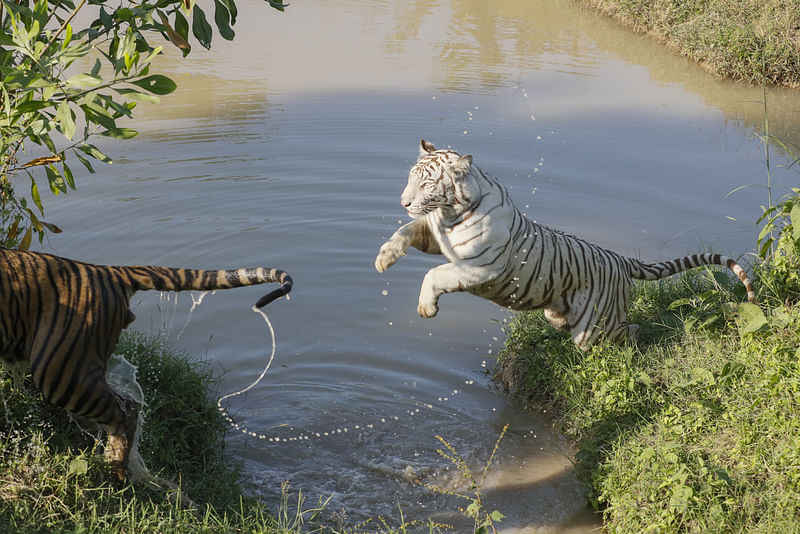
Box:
[416, 426, 508, 534]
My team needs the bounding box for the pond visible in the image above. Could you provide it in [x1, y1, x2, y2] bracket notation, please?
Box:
[32, 0, 799, 531]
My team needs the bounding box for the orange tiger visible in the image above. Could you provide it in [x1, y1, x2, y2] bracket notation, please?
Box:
[0, 247, 291, 484]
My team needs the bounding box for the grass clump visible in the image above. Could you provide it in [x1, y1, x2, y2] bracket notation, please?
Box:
[496, 236, 800, 531]
[0, 331, 306, 534]
[582, 0, 800, 87]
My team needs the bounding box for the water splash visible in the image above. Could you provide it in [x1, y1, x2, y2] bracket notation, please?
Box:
[217, 305, 279, 439]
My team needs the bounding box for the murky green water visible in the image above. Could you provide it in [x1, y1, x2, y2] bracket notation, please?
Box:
[30, 0, 800, 531]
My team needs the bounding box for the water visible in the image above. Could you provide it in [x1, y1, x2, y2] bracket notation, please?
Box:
[29, 0, 800, 531]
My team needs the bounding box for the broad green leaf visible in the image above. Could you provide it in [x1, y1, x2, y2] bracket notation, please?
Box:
[737, 302, 768, 335]
[219, 0, 238, 24]
[14, 100, 50, 114]
[56, 101, 76, 140]
[115, 7, 134, 22]
[66, 73, 102, 88]
[175, 9, 191, 46]
[192, 5, 213, 49]
[131, 74, 177, 95]
[114, 87, 160, 104]
[214, 0, 235, 40]
[80, 102, 117, 130]
[192, 4, 213, 49]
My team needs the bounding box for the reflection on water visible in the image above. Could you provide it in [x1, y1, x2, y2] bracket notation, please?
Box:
[30, 0, 800, 531]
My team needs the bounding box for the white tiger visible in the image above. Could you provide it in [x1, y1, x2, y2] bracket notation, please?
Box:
[375, 139, 757, 351]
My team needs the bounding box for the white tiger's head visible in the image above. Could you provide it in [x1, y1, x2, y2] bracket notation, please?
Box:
[401, 139, 474, 218]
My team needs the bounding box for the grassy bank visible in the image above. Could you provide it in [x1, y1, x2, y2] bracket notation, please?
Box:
[0, 332, 316, 534]
[582, 0, 800, 87]
[496, 215, 800, 530]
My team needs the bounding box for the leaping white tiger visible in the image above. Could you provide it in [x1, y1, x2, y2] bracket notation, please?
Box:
[375, 139, 757, 351]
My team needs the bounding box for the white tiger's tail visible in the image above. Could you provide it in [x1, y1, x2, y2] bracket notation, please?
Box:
[627, 253, 757, 304]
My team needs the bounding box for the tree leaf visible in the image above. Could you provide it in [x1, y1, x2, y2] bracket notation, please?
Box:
[213, 0, 235, 41]
[14, 100, 50, 114]
[192, 5, 213, 49]
[77, 143, 113, 164]
[46, 164, 67, 194]
[20, 227, 33, 251]
[65, 73, 103, 88]
[100, 128, 138, 139]
[63, 162, 76, 190]
[30, 179, 43, 213]
[131, 74, 177, 95]
[74, 151, 96, 174]
[56, 101, 76, 140]
[219, 0, 238, 24]
[157, 11, 191, 55]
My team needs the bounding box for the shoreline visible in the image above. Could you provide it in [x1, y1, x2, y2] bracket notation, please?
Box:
[581, 0, 800, 88]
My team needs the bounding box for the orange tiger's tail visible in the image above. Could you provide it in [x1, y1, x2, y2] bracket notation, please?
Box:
[121, 265, 293, 308]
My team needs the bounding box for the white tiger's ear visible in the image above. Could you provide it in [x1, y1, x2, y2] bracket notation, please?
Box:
[452, 154, 473, 177]
[420, 139, 436, 155]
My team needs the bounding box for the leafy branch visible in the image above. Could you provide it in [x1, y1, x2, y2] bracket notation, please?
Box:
[0, 0, 285, 249]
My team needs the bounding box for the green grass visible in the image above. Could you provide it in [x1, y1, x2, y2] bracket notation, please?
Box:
[0, 332, 316, 534]
[583, 0, 800, 87]
[496, 261, 800, 532]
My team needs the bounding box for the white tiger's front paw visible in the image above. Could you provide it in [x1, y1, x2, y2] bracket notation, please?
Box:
[417, 292, 439, 318]
[417, 300, 439, 318]
[375, 240, 405, 273]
